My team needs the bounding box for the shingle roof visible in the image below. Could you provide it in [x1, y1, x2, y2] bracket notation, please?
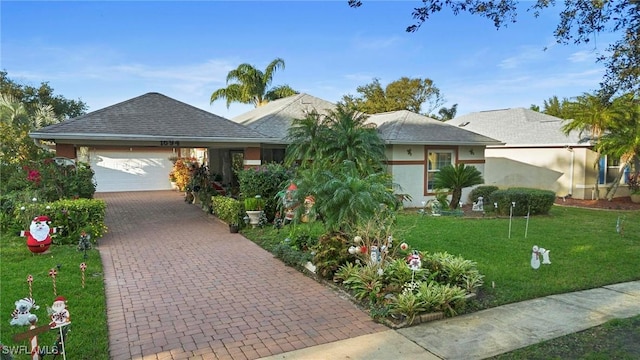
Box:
[232, 93, 336, 139]
[446, 108, 585, 146]
[30, 92, 273, 142]
[367, 110, 503, 146]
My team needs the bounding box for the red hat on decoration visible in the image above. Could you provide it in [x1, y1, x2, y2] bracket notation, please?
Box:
[34, 216, 50, 223]
[54, 296, 66, 303]
[287, 183, 297, 191]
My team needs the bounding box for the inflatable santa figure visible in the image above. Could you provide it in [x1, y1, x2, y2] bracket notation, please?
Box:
[21, 216, 56, 254]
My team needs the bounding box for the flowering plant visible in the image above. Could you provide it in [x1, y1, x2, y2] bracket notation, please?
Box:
[627, 172, 640, 194]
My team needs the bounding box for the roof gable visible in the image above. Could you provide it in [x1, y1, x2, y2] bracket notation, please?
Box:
[446, 108, 584, 146]
[32, 92, 270, 140]
[232, 93, 336, 139]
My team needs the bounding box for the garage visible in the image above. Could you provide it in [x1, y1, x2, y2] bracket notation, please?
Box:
[89, 148, 175, 192]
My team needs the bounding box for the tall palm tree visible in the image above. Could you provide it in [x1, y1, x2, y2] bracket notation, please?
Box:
[210, 58, 297, 108]
[433, 163, 484, 209]
[597, 94, 640, 199]
[562, 92, 618, 198]
[322, 104, 386, 176]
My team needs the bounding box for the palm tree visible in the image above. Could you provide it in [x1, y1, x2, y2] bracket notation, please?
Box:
[433, 163, 484, 209]
[210, 58, 297, 108]
[322, 104, 386, 176]
[562, 92, 618, 198]
[597, 94, 640, 199]
[284, 110, 329, 170]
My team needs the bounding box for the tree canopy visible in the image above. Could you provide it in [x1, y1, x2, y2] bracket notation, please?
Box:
[0, 70, 88, 121]
[210, 58, 298, 108]
[341, 77, 445, 116]
[348, 0, 640, 99]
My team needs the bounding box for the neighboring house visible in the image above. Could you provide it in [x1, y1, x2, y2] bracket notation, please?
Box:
[447, 108, 629, 200]
[29, 92, 276, 192]
[235, 94, 503, 208]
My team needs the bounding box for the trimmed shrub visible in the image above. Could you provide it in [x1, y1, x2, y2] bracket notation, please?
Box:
[491, 187, 556, 216]
[468, 185, 499, 208]
[236, 163, 293, 221]
[211, 195, 241, 225]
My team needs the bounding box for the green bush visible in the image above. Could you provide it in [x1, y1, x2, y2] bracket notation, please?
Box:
[7, 198, 106, 244]
[468, 185, 499, 209]
[273, 242, 313, 268]
[491, 187, 556, 216]
[312, 232, 352, 279]
[211, 195, 242, 225]
[236, 163, 293, 220]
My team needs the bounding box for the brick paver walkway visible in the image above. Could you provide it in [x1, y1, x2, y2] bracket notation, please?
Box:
[97, 191, 387, 360]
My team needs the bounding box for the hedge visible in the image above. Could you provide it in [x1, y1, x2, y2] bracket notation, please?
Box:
[491, 188, 556, 216]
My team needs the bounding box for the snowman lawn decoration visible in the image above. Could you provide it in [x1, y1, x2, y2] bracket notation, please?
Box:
[531, 245, 551, 269]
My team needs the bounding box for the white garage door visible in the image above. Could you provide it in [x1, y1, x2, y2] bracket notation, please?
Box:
[90, 149, 175, 192]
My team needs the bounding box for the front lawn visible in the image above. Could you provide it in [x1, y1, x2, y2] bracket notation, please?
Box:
[242, 205, 640, 311]
[0, 239, 108, 360]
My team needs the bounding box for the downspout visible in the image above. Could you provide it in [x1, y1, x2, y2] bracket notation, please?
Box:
[566, 146, 574, 196]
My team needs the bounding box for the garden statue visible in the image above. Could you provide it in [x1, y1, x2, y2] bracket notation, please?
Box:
[301, 195, 315, 223]
[281, 182, 299, 223]
[370, 246, 380, 264]
[21, 216, 56, 254]
[531, 245, 541, 269]
[539, 247, 551, 265]
[472, 196, 484, 211]
[10, 297, 39, 326]
[407, 250, 422, 271]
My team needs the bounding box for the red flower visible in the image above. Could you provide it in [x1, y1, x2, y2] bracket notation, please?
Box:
[26, 168, 41, 184]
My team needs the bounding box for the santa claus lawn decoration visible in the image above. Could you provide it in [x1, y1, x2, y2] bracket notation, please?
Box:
[21, 216, 56, 254]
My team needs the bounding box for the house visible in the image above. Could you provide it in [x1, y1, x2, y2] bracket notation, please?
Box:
[235, 94, 503, 208]
[29, 92, 276, 192]
[30, 92, 503, 206]
[446, 108, 629, 200]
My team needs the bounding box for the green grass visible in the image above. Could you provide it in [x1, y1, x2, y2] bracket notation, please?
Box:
[488, 314, 640, 359]
[0, 237, 108, 360]
[395, 206, 640, 308]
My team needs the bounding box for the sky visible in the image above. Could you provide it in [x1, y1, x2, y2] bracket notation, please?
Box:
[1, 1, 618, 120]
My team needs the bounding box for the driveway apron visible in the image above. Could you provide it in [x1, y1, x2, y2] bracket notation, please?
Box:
[97, 191, 387, 360]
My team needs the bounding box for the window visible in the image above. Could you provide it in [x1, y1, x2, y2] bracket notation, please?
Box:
[426, 150, 454, 193]
[599, 156, 627, 184]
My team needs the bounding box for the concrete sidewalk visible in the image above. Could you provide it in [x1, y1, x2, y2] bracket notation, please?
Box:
[259, 280, 640, 360]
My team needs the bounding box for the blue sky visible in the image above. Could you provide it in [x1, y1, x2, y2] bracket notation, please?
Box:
[2, 1, 617, 119]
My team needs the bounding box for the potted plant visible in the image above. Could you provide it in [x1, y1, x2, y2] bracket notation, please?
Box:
[244, 195, 265, 227]
[211, 196, 242, 233]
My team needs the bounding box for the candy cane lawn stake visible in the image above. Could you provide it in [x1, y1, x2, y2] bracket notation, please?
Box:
[524, 205, 531, 238]
[48, 269, 57, 296]
[508, 202, 515, 239]
[27, 275, 34, 299]
[80, 263, 87, 289]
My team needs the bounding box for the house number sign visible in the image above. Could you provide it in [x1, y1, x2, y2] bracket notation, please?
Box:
[160, 140, 180, 146]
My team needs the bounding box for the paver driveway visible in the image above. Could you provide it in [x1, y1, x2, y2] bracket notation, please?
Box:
[97, 191, 387, 360]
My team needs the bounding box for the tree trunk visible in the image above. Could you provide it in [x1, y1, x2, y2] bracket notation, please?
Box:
[605, 160, 629, 200]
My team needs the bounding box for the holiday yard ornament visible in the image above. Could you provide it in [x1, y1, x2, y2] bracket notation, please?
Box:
[80, 263, 87, 289]
[77, 231, 91, 259]
[48, 269, 57, 296]
[48, 296, 70, 329]
[27, 275, 34, 299]
[21, 216, 56, 254]
[531, 245, 552, 270]
[539, 247, 551, 265]
[10, 298, 39, 326]
[407, 250, 422, 271]
[531, 246, 541, 269]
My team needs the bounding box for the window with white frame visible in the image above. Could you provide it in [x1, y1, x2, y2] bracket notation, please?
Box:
[426, 150, 454, 193]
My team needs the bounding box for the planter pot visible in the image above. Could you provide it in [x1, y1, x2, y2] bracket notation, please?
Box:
[170, 181, 179, 190]
[245, 210, 262, 228]
[229, 224, 239, 233]
[631, 193, 640, 203]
